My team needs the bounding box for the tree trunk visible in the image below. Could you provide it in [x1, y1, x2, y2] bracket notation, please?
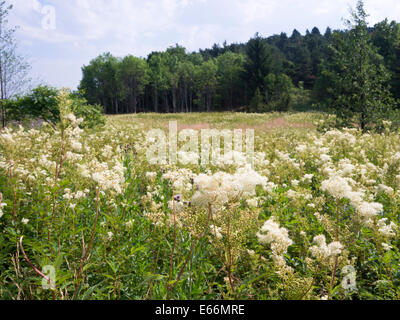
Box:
[153, 87, 158, 113]
[164, 91, 169, 113]
[172, 88, 177, 113]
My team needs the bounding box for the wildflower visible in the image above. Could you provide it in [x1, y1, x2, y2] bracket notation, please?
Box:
[146, 172, 157, 180]
[291, 179, 299, 187]
[382, 243, 393, 251]
[65, 113, 77, 123]
[246, 198, 258, 208]
[0, 193, 5, 218]
[125, 220, 134, 229]
[257, 217, 293, 255]
[377, 218, 397, 238]
[107, 232, 114, 241]
[309, 234, 343, 260]
[321, 176, 352, 199]
[356, 202, 383, 220]
[22, 218, 29, 225]
[210, 225, 223, 239]
[302, 174, 314, 183]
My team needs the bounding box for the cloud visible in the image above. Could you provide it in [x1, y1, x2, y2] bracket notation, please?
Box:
[7, 0, 400, 89]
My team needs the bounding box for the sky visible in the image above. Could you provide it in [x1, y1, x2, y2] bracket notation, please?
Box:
[7, 0, 400, 90]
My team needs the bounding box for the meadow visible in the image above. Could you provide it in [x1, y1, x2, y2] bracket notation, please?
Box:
[0, 93, 399, 300]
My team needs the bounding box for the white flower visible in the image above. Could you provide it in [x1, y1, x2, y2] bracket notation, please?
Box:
[22, 218, 29, 225]
[246, 198, 259, 208]
[257, 217, 293, 255]
[107, 232, 114, 241]
[377, 219, 397, 238]
[65, 113, 77, 123]
[210, 225, 223, 239]
[309, 234, 343, 260]
[302, 174, 314, 183]
[125, 219, 134, 229]
[0, 196, 6, 218]
[356, 202, 383, 220]
[146, 172, 157, 180]
[321, 176, 352, 199]
[291, 179, 299, 187]
[382, 243, 393, 251]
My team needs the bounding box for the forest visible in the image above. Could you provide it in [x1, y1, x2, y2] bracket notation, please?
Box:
[79, 20, 400, 115]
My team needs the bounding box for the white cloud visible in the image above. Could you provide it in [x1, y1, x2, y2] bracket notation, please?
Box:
[6, 0, 400, 89]
[236, 0, 277, 24]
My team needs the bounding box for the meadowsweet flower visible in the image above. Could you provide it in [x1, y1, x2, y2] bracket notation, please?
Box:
[376, 184, 394, 196]
[321, 176, 353, 199]
[0, 193, 5, 218]
[102, 145, 113, 158]
[302, 174, 314, 183]
[382, 243, 393, 251]
[125, 219, 134, 229]
[291, 179, 299, 187]
[74, 191, 85, 199]
[296, 144, 307, 153]
[246, 198, 259, 208]
[63, 189, 73, 201]
[377, 218, 397, 238]
[309, 234, 343, 260]
[356, 202, 383, 220]
[210, 225, 223, 239]
[257, 217, 293, 255]
[65, 113, 77, 123]
[146, 172, 157, 180]
[191, 166, 268, 208]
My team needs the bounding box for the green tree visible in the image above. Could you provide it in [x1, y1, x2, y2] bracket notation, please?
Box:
[314, 0, 395, 131]
[0, 1, 31, 127]
[165, 45, 187, 113]
[195, 59, 217, 112]
[118, 55, 149, 113]
[372, 19, 400, 102]
[4, 85, 59, 124]
[69, 91, 105, 128]
[148, 53, 164, 113]
[249, 87, 264, 113]
[178, 60, 196, 112]
[216, 51, 244, 109]
[243, 33, 273, 98]
[80, 53, 121, 114]
[264, 73, 293, 112]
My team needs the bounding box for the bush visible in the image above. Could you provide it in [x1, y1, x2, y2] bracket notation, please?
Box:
[69, 92, 105, 129]
[4, 85, 60, 125]
[2, 86, 105, 129]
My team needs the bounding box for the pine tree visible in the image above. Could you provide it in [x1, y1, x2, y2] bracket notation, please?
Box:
[243, 33, 273, 98]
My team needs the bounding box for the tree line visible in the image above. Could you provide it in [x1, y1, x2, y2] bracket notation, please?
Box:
[79, 12, 400, 116]
[1, 0, 399, 131]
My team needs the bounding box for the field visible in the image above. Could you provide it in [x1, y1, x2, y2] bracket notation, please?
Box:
[1, 101, 399, 300]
